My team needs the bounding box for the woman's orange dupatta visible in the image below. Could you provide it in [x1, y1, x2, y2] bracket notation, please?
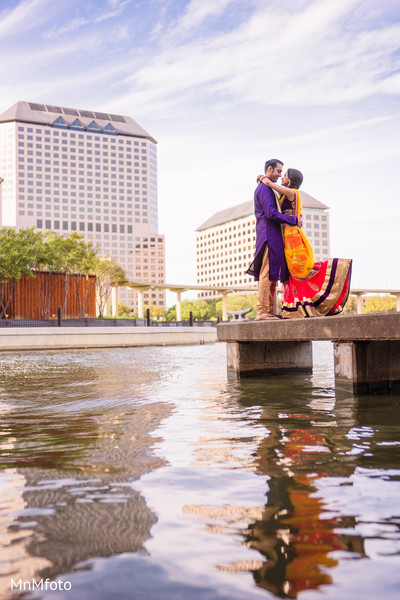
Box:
[282, 190, 316, 280]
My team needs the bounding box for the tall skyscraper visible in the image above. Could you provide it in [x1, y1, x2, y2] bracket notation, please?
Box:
[0, 101, 165, 311]
[196, 193, 330, 299]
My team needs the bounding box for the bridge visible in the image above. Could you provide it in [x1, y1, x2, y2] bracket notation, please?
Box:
[108, 282, 400, 320]
[217, 312, 400, 395]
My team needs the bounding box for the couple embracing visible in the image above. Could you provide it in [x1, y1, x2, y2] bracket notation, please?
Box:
[246, 158, 352, 320]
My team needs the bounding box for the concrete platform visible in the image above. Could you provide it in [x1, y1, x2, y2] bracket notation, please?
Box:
[217, 313, 400, 394]
[0, 327, 217, 351]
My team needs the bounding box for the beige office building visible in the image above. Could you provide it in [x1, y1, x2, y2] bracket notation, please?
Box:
[196, 192, 330, 299]
[0, 101, 165, 311]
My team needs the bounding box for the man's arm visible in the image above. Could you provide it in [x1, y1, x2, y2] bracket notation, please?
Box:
[261, 185, 299, 226]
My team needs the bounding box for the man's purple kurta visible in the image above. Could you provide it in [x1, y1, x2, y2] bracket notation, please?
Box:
[247, 183, 299, 281]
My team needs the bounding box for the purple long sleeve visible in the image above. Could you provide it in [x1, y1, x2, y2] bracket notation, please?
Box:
[250, 183, 296, 282]
[263, 187, 298, 226]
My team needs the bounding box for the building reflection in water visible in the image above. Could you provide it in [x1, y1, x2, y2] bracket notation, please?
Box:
[0, 350, 171, 591]
[1, 347, 398, 599]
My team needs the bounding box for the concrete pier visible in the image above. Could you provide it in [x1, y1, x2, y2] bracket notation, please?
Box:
[217, 313, 400, 394]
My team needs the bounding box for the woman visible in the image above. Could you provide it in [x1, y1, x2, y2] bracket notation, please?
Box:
[257, 169, 352, 318]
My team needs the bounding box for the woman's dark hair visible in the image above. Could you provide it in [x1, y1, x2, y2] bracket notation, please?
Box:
[287, 168, 303, 189]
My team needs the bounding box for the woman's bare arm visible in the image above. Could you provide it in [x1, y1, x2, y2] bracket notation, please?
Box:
[257, 175, 297, 202]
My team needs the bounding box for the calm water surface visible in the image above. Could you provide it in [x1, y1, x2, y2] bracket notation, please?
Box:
[0, 342, 399, 600]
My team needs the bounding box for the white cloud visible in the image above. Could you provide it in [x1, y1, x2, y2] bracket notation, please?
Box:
[0, 0, 57, 37]
[0, 0, 398, 291]
[112, 0, 400, 120]
[45, 0, 132, 38]
[175, 0, 237, 35]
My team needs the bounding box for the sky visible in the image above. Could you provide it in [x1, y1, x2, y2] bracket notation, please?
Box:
[1, 0, 399, 302]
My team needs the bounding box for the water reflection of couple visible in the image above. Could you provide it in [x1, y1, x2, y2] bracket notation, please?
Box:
[246, 159, 352, 319]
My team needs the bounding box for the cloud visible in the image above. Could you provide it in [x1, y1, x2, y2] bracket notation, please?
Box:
[0, 0, 57, 37]
[112, 0, 400, 119]
[174, 0, 237, 35]
[45, 0, 132, 38]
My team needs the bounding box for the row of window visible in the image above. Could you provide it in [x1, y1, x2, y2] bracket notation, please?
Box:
[18, 139, 146, 152]
[198, 213, 328, 241]
[18, 126, 149, 146]
[36, 219, 137, 233]
[16, 167, 153, 186]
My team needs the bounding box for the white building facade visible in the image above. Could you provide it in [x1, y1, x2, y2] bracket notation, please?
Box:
[0, 101, 165, 311]
[196, 193, 330, 299]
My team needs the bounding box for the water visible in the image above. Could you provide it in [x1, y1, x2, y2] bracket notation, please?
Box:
[0, 342, 399, 600]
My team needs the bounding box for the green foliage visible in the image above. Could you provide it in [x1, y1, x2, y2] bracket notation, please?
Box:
[0, 227, 103, 318]
[166, 298, 214, 321]
[343, 295, 396, 314]
[143, 302, 166, 319]
[166, 294, 257, 321]
[0, 227, 45, 318]
[215, 293, 257, 318]
[43, 231, 98, 276]
[117, 302, 133, 317]
[363, 295, 396, 313]
[342, 296, 357, 314]
[95, 256, 127, 318]
[0, 227, 43, 283]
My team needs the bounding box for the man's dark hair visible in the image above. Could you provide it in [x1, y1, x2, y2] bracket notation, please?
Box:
[264, 158, 283, 173]
[287, 168, 303, 189]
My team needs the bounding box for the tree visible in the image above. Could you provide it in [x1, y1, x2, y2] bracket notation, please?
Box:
[342, 296, 357, 314]
[343, 295, 396, 314]
[62, 233, 98, 317]
[363, 295, 396, 313]
[95, 256, 127, 318]
[165, 299, 207, 321]
[117, 302, 133, 318]
[143, 302, 166, 319]
[215, 293, 257, 318]
[33, 232, 97, 318]
[0, 227, 43, 319]
[30, 231, 65, 319]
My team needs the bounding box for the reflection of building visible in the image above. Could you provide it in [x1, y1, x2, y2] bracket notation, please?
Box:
[196, 192, 330, 299]
[0, 355, 171, 585]
[0, 101, 165, 311]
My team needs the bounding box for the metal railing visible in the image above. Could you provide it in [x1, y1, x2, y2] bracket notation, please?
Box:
[0, 310, 217, 328]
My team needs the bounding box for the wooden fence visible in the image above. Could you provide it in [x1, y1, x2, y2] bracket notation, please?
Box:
[0, 271, 96, 319]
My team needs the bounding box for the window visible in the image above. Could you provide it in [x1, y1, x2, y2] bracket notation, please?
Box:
[53, 117, 68, 129]
[103, 123, 116, 135]
[71, 119, 85, 131]
[87, 121, 101, 132]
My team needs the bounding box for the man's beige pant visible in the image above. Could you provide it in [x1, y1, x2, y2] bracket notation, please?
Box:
[257, 245, 277, 316]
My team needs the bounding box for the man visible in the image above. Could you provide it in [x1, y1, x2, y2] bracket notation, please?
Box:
[246, 159, 301, 320]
